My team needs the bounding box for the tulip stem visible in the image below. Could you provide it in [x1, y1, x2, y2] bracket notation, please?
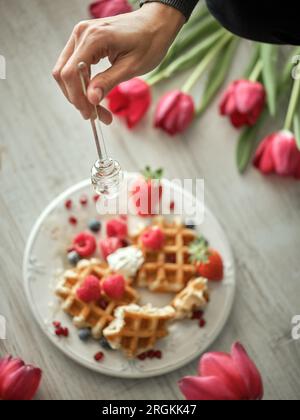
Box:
[284, 67, 300, 131]
[146, 29, 225, 86]
[181, 32, 233, 94]
[249, 60, 263, 82]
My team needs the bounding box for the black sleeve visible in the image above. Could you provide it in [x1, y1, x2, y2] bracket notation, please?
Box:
[206, 0, 300, 45]
[139, 0, 199, 20]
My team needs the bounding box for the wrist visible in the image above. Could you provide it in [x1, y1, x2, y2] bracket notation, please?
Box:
[138, 2, 185, 38]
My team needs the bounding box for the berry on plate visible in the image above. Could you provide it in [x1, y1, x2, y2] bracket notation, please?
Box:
[73, 232, 97, 258]
[106, 218, 128, 239]
[102, 274, 126, 300]
[189, 237, 224, 281]
[131, 166, 163, 217]
[100, 237, 123, 260]
[141, 227, 165, 250]
[88, 219, 102, 233]
[76, 275, 101, 302]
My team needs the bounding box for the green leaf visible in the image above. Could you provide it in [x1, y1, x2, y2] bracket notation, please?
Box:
[293, 114, 300, 151]
[236, 110, 268, 173]
[198, 38, 239, 115]
[260, 44, 278, 116]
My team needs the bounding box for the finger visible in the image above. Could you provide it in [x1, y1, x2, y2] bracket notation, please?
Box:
[60, 32, 107, 116]
[87, 59, 133, 105]
[97, 105, 113, 125]
[52, 34, 75, 101]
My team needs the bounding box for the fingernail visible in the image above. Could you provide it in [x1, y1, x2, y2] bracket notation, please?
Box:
[93, 88, 103, 104]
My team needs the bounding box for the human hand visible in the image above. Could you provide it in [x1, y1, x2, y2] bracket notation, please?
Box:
[52, 3, 185, 123]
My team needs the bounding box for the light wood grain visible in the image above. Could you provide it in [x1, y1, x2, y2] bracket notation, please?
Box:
[0, 0, 300, 400]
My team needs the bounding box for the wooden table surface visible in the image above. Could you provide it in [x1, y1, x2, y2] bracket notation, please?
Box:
[0, 0, 300, 400]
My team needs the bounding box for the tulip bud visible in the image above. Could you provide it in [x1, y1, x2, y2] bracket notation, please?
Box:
[0, 356, 42, 400]
[220, 80, 266, 128]
[154, 90, 195, 136]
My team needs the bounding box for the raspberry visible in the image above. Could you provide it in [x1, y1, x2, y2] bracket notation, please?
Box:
[80, 195, 88, 206]
[99, 237, 122, 260]
[94, 352, 104, 362]
[102, 275, 126, 300]
[73, 232, 96, 258]
[141, 228, 165, 250]
[69, 216, 78, 226]
[76, 275, 101, 303]
[65, 199, 73, 210]
[106, 219, 128, 239]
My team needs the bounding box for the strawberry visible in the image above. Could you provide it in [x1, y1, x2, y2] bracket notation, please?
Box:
[99, 237, 122, 260]
[141, 227, 165, 250]
[102, 274, 126, 300]
[189, 237, 224, 282]
[131, 167, 163, 217]
[76, 275, 101, 302]
[73, 232, 97, 258]
[106, 218, 128, 239]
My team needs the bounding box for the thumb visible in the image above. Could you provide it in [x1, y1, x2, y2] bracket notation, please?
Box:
[87, 61, 132, 105]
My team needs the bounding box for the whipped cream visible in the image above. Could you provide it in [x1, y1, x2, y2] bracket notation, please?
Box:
[107, 246, 144, 277]
[173, 278, 209, 320]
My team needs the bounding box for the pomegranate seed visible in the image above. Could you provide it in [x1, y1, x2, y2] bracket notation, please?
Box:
[98, 299, 108, 310]
[138, 353, 147, 361]
[170, 201, 175, 211]
[192, 310, 204, 320]
[155, 350, 162, 359]
[69, 216, 78, 226]
[199, 319, 206, 328]
[93, 195, 100, 203]
[94, 352, 104, 362]
[80, 195, 88, 206]
[62, 328, 69, 337]
[147, 350, 156, 359]
[53, 321, 61, 329]
[65, 199, 72, 210]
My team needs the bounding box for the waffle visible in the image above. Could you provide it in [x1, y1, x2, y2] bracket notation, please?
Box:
[172, 278, 210, 320]
[133, 218, 197, 293]
[55, 259, 139, 339]
[103, 304, 175, 358]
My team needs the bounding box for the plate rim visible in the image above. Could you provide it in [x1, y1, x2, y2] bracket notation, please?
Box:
[23, 176, 236, 379]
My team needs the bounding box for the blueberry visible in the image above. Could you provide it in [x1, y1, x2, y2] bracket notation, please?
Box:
[68, 251, 81, 266]
[185, 222, 196, 230]
[88, 220, 102, 233]
[78, 328, 91, 341]
[99, 336, 112, 350]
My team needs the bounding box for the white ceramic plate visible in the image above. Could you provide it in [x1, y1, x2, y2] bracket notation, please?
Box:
[23, 174, 235, 379]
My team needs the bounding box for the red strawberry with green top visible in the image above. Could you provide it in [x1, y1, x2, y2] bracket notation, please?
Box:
[131, 167, 163, 217]
[189, 237, 224, 282]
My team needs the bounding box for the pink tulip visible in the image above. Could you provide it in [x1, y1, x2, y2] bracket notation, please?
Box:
[154, 90, 195, 136]
[0, 356, 42, 400]
[253, 130, 300, 178]
[179, 342, 263, 401]
[107, 78, 151, 128]
[89, 0, 132, 19]
[220, 80, 266, 128]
